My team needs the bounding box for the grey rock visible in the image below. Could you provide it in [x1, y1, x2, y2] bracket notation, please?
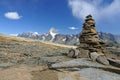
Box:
[58, 68, 120, 80]
[96, 55, 109, 65]
[76, 68, 120, 80]
[108, 58, 120, 67]
[90, 52, 99, 61]
[74, 49, 80, 58]
[67, 49, 75, 58]
[68, 49, 80, 58]
[40, 56, 70, 64]
[0, 62, 16, 69]
[51, 58, 106, 69]
[51, 58, 120, 74]
[90, 52, 109, 65]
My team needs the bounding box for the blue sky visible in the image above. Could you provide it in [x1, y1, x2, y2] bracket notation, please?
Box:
[0, 0, 120, 35]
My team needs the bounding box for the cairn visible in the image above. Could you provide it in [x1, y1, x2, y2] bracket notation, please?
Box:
[68, 15, 109, 65]
[79, 15, 105, 54]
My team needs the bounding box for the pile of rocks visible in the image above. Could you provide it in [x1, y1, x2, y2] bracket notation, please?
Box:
[68, 15, 109, 65]
[79, 15, 104, 51]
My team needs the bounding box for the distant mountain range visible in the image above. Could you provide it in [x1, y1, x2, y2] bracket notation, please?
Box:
[17, 28, 120, 45]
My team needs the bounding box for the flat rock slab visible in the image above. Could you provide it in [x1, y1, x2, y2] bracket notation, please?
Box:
[51, 58, 106, 69]
[0, 62, 16, 69]
[75, 68, 120, 80]
[51, 58, 120, 74]
[50, 58, 120, 80]
[40, 56, 71, 64]
[108, 58, 120, 67]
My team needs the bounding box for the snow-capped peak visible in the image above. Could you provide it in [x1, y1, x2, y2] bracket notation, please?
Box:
[62, 38, 67, 42]
[34, 32, 39, 35]
[32, 32, 40, 36]
[49, 28, 58, 41]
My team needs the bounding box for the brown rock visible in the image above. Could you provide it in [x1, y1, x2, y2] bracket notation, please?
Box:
[90, 28, 97, 33]
[79, 49, 89, 58]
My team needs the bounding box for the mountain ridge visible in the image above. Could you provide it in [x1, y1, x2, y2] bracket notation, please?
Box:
[18, 30, 120, 45]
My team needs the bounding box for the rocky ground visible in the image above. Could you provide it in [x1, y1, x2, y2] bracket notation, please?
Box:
[0, 35, 120, 80]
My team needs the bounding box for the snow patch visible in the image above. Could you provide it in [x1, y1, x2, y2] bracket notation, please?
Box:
[9, 34, 18, 36]
[42, 36, 45, 41]
[70, 34, 73, 37]
[49, 28, 58, 41]
[45, 33, 49, 36]
[62, 38, 67, 42]
[32, 32, 40, 36]
[77, 38, 79, 42]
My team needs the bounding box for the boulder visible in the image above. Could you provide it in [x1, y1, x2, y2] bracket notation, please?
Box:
[67, 49, 75, 58]
[96, 55, 109, 65]
[90, 52, 100, 61]
[74, 49, 80, 58]
[90, 52, 109, 65]
[68, 49, 80, 58]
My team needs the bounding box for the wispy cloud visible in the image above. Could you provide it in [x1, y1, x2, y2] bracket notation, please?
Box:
[69, 27, 78, 30]
[68, 0, 120, 21]
[4, 12, 22, 20]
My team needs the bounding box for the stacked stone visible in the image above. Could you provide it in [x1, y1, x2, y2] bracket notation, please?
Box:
[78, 15, 109, 65]
[79, 15, 105, 53]
[68, 15, 109, 65]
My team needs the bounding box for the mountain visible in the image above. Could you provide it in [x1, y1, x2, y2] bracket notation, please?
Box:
[18, 29, 120, 45]
[17, 32, 40, 39]
[114, 35, 120, 43]
[18, 33, 79, 46]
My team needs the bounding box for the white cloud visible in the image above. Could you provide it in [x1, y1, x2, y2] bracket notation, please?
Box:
[68, 0, 120, 21]
[69, 27, 78, 30]
[4, 12, 22, 20]
[9, 34, 18, 36]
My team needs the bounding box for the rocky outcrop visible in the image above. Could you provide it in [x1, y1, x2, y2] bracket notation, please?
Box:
[50, 58, 120, 80]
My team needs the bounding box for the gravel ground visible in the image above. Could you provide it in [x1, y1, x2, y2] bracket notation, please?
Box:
[0, 41, 70, 67]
